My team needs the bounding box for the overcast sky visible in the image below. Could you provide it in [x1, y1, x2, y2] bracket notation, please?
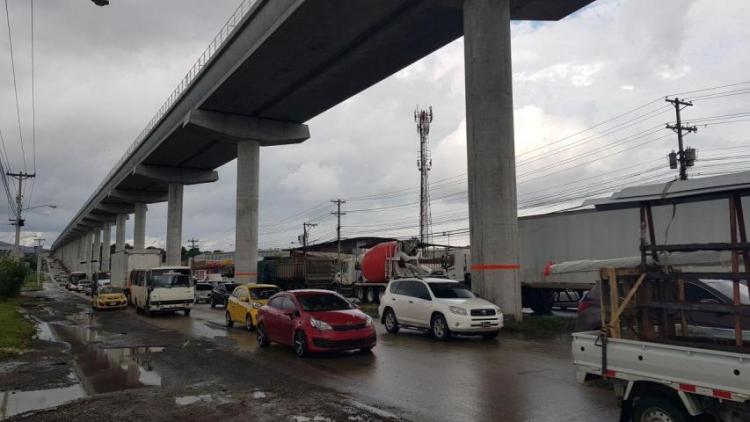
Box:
[1, 0, 749, 251]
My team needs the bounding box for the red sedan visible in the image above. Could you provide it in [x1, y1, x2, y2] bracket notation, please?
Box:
[256, 290, 376, 357]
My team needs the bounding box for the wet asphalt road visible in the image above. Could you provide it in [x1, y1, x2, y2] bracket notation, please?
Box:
[114, 298, 621, 421]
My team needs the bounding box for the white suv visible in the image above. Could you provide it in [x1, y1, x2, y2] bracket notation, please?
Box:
[378, 278, 503, 340]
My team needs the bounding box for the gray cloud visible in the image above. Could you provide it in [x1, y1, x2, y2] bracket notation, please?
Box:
[1, 0, 749, 251]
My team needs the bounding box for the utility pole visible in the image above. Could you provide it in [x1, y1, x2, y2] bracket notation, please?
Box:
[34, 238, 45, 284]
[301, 223, 317, 250]
[331, 199, 346, 274]
[7, 171, 36, 254]
[415, 107, 433, 245]
[187, 238, 200, 250]
[301, 222, 317, 284]
[665, 97, 698, 181]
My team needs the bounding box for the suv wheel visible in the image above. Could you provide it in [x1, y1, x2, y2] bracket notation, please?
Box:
[383, 308, 400, 334]
[431, 314, 451, 341]
[210, 297, 216, 309]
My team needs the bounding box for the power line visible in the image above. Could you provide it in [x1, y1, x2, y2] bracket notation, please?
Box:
[4, 0, 27, 172]
[26, 0, 36, 209]
[30, 0, 34, 172]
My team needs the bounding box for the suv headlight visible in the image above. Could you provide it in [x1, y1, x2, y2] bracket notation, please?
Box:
[449, 306, 467, 316]
[364, 316, 373, 327]
[252, 302, 262, 309]
[310, 318, 332, 331]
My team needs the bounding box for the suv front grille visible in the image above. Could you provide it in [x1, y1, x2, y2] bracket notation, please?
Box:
[470, 308, 496, 317]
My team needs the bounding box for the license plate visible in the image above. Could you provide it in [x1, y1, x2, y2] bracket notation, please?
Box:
[109, 302, 117, 306]
[481, 321, 491, 328]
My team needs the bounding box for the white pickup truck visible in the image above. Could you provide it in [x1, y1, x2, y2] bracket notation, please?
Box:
[572, 331, 750, 421]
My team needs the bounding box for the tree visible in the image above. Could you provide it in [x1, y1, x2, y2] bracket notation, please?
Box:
[0, 257, 29, 299]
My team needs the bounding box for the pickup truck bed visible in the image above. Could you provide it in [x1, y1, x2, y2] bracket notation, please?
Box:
[572, 331, 750, 421]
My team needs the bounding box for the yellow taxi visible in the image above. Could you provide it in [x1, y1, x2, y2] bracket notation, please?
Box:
[92, 286, 128, 310]
[225, 284, 281, 331]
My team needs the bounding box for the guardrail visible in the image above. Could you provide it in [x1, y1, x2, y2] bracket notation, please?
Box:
[56, 0, 260, 248]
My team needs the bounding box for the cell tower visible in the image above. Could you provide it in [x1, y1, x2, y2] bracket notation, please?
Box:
[415, 106, 433, 245]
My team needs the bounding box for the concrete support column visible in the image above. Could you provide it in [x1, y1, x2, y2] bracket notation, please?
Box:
[84, 232, 93, 280]
[112, 214, 128, 287]
[235, 141, 260, 284]
[93, 229, 101, 272]
[116, 214, 127, 253]
[166, 183, 184, 266]
[133, 203, 147, 250]
[77, 236, 84, 272]
[102, 223, 112, 272]
[464, 0, 522, 320]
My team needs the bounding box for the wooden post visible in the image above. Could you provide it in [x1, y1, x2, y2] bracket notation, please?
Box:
[646, 204, 657, 262]
[607, 267, 621, 338]
[639, 205, 648, 269]
[598, 279, 607, 334]
[734, 194, 750, 302]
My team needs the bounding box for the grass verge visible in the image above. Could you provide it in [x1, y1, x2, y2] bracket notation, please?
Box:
[22, 273, 43, 292]
[503, 314, 577, 333]
[0, 297, 36, 358]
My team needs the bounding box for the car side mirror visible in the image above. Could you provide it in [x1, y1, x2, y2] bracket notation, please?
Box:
[286, 309, 299, 319]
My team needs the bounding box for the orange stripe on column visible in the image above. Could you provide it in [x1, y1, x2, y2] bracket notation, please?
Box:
[235, 272, 258, 276]
[471, 264, 520, 271]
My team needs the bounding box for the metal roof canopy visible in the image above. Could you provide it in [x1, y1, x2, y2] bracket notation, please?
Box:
[585, 171, 750, 211]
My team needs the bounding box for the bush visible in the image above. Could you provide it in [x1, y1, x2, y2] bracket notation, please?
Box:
[0, 257, 29, 300]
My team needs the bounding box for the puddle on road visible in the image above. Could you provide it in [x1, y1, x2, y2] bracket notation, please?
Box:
[175, 393, 231, 406]
[35, 321, 55, 342]
[50, 323, 164, 393]
[0, 383, 86, 419]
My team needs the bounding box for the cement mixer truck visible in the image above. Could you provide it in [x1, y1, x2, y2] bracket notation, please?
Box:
[338, 239, 448, 303]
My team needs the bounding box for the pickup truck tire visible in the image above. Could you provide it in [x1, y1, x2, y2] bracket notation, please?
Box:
[631, 396, 688, 422]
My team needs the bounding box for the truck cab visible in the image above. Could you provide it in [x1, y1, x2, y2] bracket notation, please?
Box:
[129, 266, 194, 316]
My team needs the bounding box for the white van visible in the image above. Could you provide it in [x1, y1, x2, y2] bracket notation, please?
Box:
[129, 266, 194, 316]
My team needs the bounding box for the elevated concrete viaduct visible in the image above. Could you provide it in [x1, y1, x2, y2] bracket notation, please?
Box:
[51, 0, 595, 319]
